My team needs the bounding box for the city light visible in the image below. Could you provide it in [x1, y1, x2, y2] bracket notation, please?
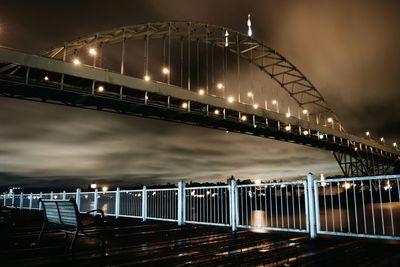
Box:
[255, 179, 261, 186]
[162, 67, 170, 75]
[318, 133, 324, 139]
[182, 102, 188, 109]
[302, 109, 308, 114]
[285, 125, 291, 131]
[144, 75, 151, 81]
[247, 92, 253, 97]
[44, 76, 49, 81]
[393, 142, 397, 148]
[217, 83, 224, 89]
[303, 130, 309, 135]
[253, 104, 258, 109]
[241, 115, 247, 121]
[97, 86, 104, 92]
[272, 99, 277, 105]
[72, 58, 81, 65]
[214, 109, 220, 115]
[343, 182, 351, 190]
[198, 89, 205, 95]
[88, 48, 97, 56]
[102, 186, 108, 192]
[327, 117, 333, 123]
[380, 137, 384, 142]
[90, 183, 97, 189]
[227, 96, 235, 103]
[365, 131, 370, 137]
[286, 112, 291, 118]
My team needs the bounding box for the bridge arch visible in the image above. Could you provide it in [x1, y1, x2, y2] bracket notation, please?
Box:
[43, 21, 341, 129]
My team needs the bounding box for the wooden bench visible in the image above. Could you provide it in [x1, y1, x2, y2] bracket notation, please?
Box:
[38, 198, 105, 250]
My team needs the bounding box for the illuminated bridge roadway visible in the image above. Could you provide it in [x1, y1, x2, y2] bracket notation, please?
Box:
[0, 21, 398, 176]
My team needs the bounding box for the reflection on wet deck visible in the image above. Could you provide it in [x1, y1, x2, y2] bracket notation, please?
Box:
[1, 210, 399, 266]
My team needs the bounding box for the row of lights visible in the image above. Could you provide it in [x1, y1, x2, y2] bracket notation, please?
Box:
[69, 48, 398, 149]
[365, 131, 397, 148]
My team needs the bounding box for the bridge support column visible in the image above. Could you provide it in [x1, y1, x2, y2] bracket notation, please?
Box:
[142, 186, 147, 222]
[177, 180, 186, 226]
[307, 173, 317, 239]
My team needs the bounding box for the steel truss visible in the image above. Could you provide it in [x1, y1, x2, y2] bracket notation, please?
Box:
[333, 150, 398, 177]
[42, 21, 340, 127]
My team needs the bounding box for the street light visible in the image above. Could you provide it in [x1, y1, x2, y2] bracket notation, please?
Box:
[182, 102, 188, 109]
[214, 109, 220, 115]
[247, 92, 254, 104]
[88, 48, 97, 56]
[144, 75, 151, 81]
[90, 183, 97, 189]
[394, 142, 398, 148]
[227, 96, 235, 103]
[366, 131, 370, 137]
[272, 100, 279, 113]
[285, 125, 291, 131]
[380, 137, 385, 143]
[44, 76, 49, 81]
[241, 115, 247, 121]
[217, 83, 224, 89]
[198, 89, 205, 95]
[72, 58, 81, 65]
[253, 104, 258, 109]
[162, 67, 170, 75]
[98, 86, 105, 92]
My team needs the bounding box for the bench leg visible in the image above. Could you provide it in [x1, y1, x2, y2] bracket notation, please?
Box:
[38, 221, 46, 242]
[69, 230, 79, 250]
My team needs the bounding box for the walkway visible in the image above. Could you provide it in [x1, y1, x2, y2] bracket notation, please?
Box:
[0, 210, 399, 266]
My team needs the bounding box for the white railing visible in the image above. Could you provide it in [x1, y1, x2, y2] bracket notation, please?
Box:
[237, 180, 308, 233]
[185, 185, 231, 227]
[146, 188, 178, 222]
[314, 174, 400, 240]
[2, 174, 400, 241]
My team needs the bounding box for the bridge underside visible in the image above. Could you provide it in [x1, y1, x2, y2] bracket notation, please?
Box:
[0, 76, 397, 178]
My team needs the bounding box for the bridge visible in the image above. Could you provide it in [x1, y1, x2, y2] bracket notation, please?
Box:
[0, 21, 398, 177]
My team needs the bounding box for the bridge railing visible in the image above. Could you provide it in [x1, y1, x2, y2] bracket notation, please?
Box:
[2, 174, 400, 241]
[313, 175, 400, 240]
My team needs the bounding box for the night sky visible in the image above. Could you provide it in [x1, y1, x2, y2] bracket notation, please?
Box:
[0, 1, 399, 190]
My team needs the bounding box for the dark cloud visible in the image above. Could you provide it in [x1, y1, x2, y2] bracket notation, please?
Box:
[0, 1, 398, 190]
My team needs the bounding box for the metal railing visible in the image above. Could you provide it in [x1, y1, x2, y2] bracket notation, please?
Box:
[185, 185, 231, 227]
[2, 174, 400, 241]
[314, 175, 400, 240]
[237, 180, 309, 233]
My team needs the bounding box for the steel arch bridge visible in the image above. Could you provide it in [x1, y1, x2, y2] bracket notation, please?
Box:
[0, 21, 398, 177]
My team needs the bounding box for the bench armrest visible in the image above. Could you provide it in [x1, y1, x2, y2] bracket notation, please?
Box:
[84, 209, 105, 218]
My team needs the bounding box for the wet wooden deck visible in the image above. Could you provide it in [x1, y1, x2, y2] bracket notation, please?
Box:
[1, 209, 399, 266]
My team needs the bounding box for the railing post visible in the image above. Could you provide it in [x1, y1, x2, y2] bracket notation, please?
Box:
[115, 187, 121, 219]
[62, 190, 67, 200]
[4, 193, 7, 207]
[94, 188, 98, 211]
[142, 186, 147, 222]
[20, 192, 24, 209]
[50, 191, 54, 200]
[39, 192, 43, 210]
[11, 192, 15, 207]
[29, 192, 33, 210]
[76, 188, 81, 211]
[307, 173, 317, 239]
[177, 180, 186, 226]
[230, 179, 237, 231]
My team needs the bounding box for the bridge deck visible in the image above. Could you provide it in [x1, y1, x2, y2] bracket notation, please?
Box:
[1, 209, 399, 266]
